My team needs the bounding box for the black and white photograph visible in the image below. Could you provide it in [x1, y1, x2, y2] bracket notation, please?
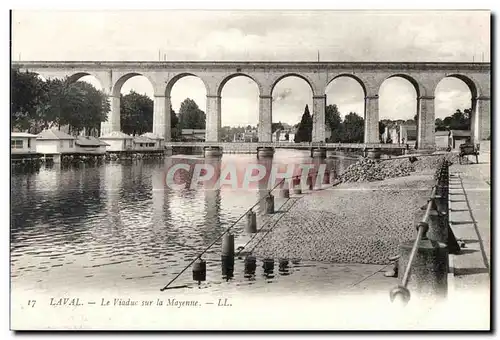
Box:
[8, 7, 491, 331]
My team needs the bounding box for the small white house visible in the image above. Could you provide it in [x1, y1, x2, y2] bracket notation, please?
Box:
[141, 132, 165, 149]
[100, 131, 134, 152]
[11, 132, 39, 154]
[133, 136, 156, 150]
[75, 136, 109, 155]
[36, 129, 76, 154]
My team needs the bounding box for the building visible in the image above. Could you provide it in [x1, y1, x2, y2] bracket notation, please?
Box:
[381, 122, 417, 144]
[74, 136, 109, 155]
[100, 131, 134, 152]
[181, 129, 205, 142]
[141, 132, 165, 149]
[234, 128, 258, 142]
[233, 129, 257, 142]
[273, 128, 296, 142]
[11, 132, 39, 155]
[36, 129, 76, 154]
[435, 130, 471, 149]
[132, 135, 157, 150]
[400, 123, 417, 143]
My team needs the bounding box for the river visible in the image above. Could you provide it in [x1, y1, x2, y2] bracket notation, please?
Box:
[10, 150, 370, 296]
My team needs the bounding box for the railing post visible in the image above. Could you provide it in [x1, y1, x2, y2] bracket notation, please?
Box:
[390, 166, 452, 305]
[397, 237, 448, 301]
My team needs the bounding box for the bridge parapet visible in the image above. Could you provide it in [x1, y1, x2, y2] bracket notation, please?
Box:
[163, 141, 407, 150]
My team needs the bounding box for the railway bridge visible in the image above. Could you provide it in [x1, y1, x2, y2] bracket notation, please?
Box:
[13, 60, 491, 149]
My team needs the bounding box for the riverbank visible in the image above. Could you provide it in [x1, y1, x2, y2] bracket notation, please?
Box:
[250, 169, 436, 265]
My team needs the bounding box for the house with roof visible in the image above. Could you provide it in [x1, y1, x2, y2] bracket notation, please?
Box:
[141, 132, 165, 149]
[100, 131, 134, 152]
[74, 136, 109, 155]
[435, 130, 471, 149]
[36, 129, 76, 154]
[11, 132, 39, 155]
[132, 135, 157, 151]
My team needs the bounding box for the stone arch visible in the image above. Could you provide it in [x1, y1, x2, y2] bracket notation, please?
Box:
[66, 72, 104, 88]
[327, 74, 367, 97]
[112, 72, 156, 97]
[270, 73, 316, 96]
[382, 74, 422, 97]
[217, 73, 261, 132]
[216, 73, 263, 97]
[165, 73, 209, 97]
[441, 74, 479, 98]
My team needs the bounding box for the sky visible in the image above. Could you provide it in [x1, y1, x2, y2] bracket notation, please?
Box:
[11, 10, 490, 127]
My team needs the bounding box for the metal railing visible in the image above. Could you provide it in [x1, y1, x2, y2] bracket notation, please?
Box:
[389, 159, 450, 305]
[159, 168, 328, 291]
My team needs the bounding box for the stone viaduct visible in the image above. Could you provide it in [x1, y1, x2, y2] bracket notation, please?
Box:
[13, 61, 491, 149]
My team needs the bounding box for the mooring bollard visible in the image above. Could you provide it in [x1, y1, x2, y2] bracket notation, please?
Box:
[279, 181, 290, 198]
[244, 255, 257, 277]
[192, 258, 207, 284]
[222, 233, 235, 257]
[265, 193, 275, 214]
[397, 224, 448, 300]
[263, 258, 275, 277]
[245, 210, 257, 233]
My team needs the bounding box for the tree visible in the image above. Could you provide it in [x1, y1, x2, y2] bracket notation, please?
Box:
[170, 106, 180, 140]
[11, 68, 49, 132]
[120, 91, 153, 135]
[272, 122, 284, 133]
[435, 118, 446, 131]
[437, 108, 471, 132]
[340, 112, 364, 143]
[294, 104, 313, 142]
[69, 81, 109, 135]
[178, 98, 206, 130]
[40, 78, 109, 135]
[378, 121, 386, 142]
[325, 104, 342, 142]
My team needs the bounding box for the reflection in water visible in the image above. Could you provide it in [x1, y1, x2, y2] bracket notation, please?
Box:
[221, 255, 234, 281]
[11, 150, 356, 291]
[244, 255, 257, 279]
[279, 258, 290, 276]
[262, 258, 275, 279]
[203, 157, 222, 246]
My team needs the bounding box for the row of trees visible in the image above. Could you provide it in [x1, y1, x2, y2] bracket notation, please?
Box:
[294, 104, 365, 143]
[120, 93, 205, 138]
[435, 109, 471, 131]
[12, 69, 109, 135]
[11, 68, 207, 137]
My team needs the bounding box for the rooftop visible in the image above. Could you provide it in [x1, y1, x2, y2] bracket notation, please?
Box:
[141, 132, 164, 140]
[75, 136, 109, 147]
[133, 136, 154, 143]
[11, 132, 38, 138]
[37, 129, 75, 140]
